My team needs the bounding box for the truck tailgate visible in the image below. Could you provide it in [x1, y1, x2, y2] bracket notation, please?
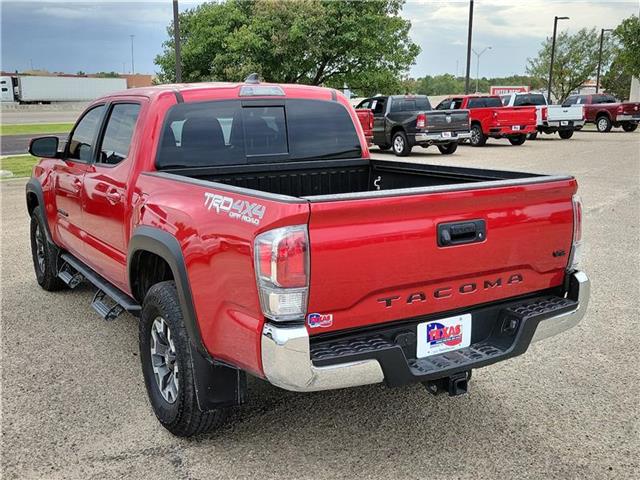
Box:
[306, 178, 576, 334]
[424, 110, 469, 131]
[495, 106, 536, 126]
[547, 105, 583, 122]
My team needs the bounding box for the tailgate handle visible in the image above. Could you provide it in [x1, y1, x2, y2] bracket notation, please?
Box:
[438, 220, 486, 247]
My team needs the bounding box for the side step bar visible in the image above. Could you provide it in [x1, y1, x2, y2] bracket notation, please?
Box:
[58, 253, 141, 320]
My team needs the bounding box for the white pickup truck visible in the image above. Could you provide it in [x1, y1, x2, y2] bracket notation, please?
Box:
[500, 92, 584, 140]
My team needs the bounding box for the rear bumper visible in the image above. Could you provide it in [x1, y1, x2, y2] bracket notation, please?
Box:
[616, 114, 640, 122]
[413, 131, 471, 143]
[261, 271, 589, 392]
[542, 120, 585, 129]
[488, 125, 537, 136]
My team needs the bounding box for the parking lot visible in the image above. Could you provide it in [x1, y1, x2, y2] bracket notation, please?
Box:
[1, 130, 638, 479]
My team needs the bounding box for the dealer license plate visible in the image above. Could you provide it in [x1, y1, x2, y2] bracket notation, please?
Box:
[441, 131, 452, 138]
[561, 120, 569, 126]
[512, 125, 521, 131]
[416, 314, 472, 358]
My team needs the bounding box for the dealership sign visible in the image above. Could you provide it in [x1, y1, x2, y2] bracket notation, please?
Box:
[490, 86, 530, 95]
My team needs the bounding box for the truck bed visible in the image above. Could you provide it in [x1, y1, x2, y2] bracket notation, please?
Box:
[158, 159, 558, 200]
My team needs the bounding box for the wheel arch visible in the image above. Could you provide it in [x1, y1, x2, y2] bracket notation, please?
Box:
[25, 178, 53, 243]
[595, 110, 611, 120]
[128, 226, 246, 410]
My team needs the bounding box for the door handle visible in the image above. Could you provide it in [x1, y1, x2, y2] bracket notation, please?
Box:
[106, 189, 122, 204]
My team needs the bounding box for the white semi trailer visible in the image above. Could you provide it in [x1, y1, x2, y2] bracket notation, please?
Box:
[0, 75, 127, 103]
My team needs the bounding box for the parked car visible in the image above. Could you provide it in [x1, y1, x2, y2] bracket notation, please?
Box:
[436, 95, 537, 146]
[500, 92, 584, 140]
[562, 94, 640, 132]
[355, 108, 374, 145]
[355, 95, 471, 156]
[26, 79, 589, 437]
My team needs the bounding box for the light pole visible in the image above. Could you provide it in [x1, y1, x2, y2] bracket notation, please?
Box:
[464, 0, 474, 94]
[547, 16, 569, 103]
[472, 46, 492, 93]
[129, 35, 135, 74]
[173, 0, 182, 82]
[595, 28, 613, 93]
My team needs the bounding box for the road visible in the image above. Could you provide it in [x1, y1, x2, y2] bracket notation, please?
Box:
[1, 133, 69, 156]
[1, 109, 83, 124]
[1, 130, 639, 479]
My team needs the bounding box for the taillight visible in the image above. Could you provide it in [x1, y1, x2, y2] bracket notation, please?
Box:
[416, 113, 426, 129]
[568, 194, 583, 271]
[254, 225, 309, 321]
[369, 113, 374, 131]
[542, 107, 548, 121]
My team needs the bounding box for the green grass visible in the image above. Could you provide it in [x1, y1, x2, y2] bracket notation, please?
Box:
[0, 123, 73, 136]
[0, 155, 38, 179]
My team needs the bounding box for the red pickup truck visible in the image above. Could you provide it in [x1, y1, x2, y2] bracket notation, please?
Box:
[436, 95, 537, 146]
[26, 79, 589, 437]
[355, 108, 374, 145]
[562, 93, 640, 132]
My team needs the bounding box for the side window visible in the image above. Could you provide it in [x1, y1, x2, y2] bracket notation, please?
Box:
[373, 99, 386, 115]
[467, 98, 485, 108]
[356, 100, 371, 109]
[435, 100, 451, 110]
[603, 95, 617, 103]
[67, 105, 106, 161]
[500, 95, 510, 106]
[98, 103, 141, 165]
[562, 96, 577, 106]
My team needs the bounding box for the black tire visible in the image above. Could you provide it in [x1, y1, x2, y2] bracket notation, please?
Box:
[30, 206, 65, 291]
[596, 115, 612, 132]
[377, 144, 391, 151]
[469, 124, 486, 147]
[558, 129, 574, 139]
[508, 135, 526, 146]
[437, 142, 458, 155]
[622, 123, 638, 132]
[527, 132, 538, 140]
[391, 131, 411, 156]
[139, 281, 227, 437]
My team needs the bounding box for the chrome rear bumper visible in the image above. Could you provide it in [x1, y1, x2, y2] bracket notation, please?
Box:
[261, 271, 590, 392]
[414, 132, 471, 143]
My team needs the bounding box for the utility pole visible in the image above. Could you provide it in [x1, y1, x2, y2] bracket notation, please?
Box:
[464, 0, 474, 94]
[173, 0, 182, 82]
[130, 35, 135, 74]
[472, 46, 492, 93]
[595, 28, 612, 93]
[547, 16, 569, 103]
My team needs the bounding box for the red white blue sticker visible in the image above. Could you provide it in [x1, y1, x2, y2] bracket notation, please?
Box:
[307, 313, 333, 328]
[416, 314, 471, 358]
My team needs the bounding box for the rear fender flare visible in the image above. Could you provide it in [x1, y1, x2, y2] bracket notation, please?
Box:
[128, 225, 246, 410]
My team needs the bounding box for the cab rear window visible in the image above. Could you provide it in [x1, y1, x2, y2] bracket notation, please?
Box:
[156, 99, 361, 169]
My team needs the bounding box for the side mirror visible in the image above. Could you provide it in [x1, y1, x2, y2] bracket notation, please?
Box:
[29, 136, 60, 158]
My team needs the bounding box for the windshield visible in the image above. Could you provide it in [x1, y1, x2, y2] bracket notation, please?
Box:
[157, 99, 361, 169]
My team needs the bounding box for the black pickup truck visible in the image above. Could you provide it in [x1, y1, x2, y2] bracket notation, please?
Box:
[356, 95, 471, 156]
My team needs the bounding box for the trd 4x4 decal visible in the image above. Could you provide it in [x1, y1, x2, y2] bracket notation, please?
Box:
[204, 192, 266, 226]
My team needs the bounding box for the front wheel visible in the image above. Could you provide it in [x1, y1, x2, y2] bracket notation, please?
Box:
[437, 142, 458, 155]
[596, 115, 612, 132]
[30, 206, 65, 291]
[622, 123, 638, 132]
[508, 135, 526, 146]
[469, 124, 486, 147]
[392, 131, 412, 156]
[139, 281, 227, 437]
[558, 129, 574, 139]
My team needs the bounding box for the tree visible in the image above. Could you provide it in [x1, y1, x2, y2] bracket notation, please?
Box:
[95, 71, 121, 78]
[155, 0, 419, 96]
[526, 28, 613, 102]
[601, 55, 632, 100]
[612, 15, 640, 78]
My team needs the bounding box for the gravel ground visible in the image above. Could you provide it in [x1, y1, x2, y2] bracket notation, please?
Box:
[1, 129, 639, 479]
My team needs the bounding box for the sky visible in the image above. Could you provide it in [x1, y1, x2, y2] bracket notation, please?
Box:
[1, 0, 638, 79]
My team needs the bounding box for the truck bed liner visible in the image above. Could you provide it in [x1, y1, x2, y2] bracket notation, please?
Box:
[158, 159, 563, 201]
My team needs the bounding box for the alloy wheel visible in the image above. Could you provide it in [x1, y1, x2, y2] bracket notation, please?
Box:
[150, 316, 179, 404]
[34, 225, 46, 272]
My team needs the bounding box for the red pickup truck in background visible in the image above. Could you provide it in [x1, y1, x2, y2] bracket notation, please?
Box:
[355, 108, 374, 145]
[437, 95, 537, 146]
[26, 79, 589, 437]
[562, 93, 640, 132]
